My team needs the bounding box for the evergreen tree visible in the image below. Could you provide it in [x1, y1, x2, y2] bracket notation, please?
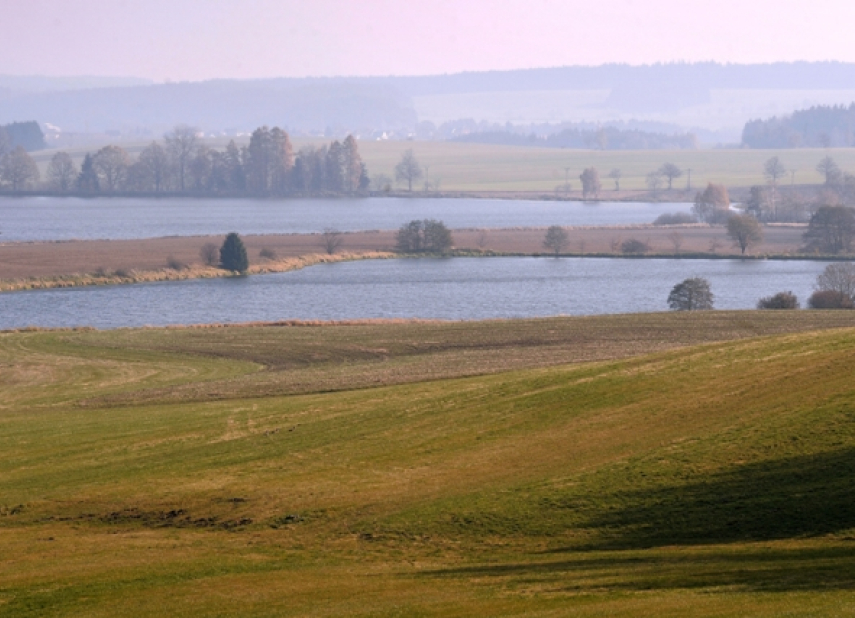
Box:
[342, 135, 363, 192]
[76, 153, 100, 192]
[220, 232, 249, 272]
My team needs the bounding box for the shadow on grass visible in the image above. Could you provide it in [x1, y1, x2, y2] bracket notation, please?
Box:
[419, 449, 855, 592]
[577, 447, 855, 550]
[423, 546, 855, 592]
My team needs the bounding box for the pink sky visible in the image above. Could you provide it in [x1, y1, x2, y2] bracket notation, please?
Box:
[3, 0, 855, 80]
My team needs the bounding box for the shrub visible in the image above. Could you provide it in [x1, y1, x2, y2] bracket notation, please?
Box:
[757, 291, 799, 309]
[200, 242, 219, 266]
[166, 255, 187, 270]
[653, 212, 697, 225]
[321, 228, 344, 255]
[808, 290, 854, 309]
[259, 247, 277, 261]
[621, 238, 648, 255]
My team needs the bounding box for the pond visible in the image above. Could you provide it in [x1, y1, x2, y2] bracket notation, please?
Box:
[0, 257, 829, 330]
[0, 196, 693, 242]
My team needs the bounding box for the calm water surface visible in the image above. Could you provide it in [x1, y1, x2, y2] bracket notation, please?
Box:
[0, 196, 693, 241]
[0, 257, 830, 330]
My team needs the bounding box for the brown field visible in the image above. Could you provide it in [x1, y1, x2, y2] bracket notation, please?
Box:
[0, 225, 809, 288]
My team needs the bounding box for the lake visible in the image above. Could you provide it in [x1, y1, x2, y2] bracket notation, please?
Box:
[0, 196, 693, 242]
[0, 257, 829, 330]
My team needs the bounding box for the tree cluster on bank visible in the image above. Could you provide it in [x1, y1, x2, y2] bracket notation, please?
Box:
[0, 121, 46, 153]
[1, 124, 371, 195]
[742, 104, 855, 148]
[395, 219, 453, 253]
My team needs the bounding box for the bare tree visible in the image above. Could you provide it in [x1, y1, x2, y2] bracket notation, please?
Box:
[543, 225, 569, 255]
[692, 183, 731, 224]
[815, 262, 855, 300]
[200, 242, 219, 266]
[579, 167, 602, 199]
[726, 214, 763, 254]
[138, 141, 172, 192]
[46, 152, 78, 191]
[646, 171, 664, 197]
[607, 168, 622, 191]
[92, 145, 130, 191]
[764, 157, 787, 185]
[164, 124, 199, 191]
[667, 231, 684, 254]
[321, 228, 344, 254]
[658, 163, 682, 190]
[394, 149, 423, 192]
[817, 156, 842, 186]
[0, 146, 40, 190]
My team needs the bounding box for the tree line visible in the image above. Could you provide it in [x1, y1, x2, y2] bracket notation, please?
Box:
[742, 104, 855, 148]
[452, 125, 698, 151]
[0, 125, 371, 195]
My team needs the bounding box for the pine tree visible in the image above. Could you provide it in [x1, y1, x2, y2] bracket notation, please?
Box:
[76, 153, 100, 192]
[220, 232, 249, 272]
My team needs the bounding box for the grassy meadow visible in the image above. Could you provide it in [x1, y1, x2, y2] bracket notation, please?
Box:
[3, 312, 855, 616]
[29, 138, 855, 193]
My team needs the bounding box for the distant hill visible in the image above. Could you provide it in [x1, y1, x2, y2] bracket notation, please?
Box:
[3, 63, 855, 139]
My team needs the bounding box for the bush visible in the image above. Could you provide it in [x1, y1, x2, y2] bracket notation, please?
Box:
[166, 255, 188, 270]
[653, 212, 697, 225]
[757, 291, 799, 309]
[621, 238, 648, 254]
[808, 290, 854, 309]
[200, 242, 219, 266]
[220, 232, 249, 272]
[259, 247, 277, 261]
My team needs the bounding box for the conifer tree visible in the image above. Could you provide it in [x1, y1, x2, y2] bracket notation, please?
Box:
[220, 232, 249, 272]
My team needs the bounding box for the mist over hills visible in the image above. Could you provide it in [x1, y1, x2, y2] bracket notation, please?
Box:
[2, 62, 855, 145]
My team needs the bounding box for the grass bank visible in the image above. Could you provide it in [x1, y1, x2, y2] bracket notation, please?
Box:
[2, 313, 855, 615]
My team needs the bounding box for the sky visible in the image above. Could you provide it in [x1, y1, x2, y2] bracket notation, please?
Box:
[3, 0, 855, 81]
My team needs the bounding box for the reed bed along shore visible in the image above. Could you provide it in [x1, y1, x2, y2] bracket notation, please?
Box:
[0, 251, 395, 293]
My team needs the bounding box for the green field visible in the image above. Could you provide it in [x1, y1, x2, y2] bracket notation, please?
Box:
[30, 139, 855, 193]
[3, 312, 855, 616]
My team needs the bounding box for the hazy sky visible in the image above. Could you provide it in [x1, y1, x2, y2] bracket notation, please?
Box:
[4, 0, 855, 81]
